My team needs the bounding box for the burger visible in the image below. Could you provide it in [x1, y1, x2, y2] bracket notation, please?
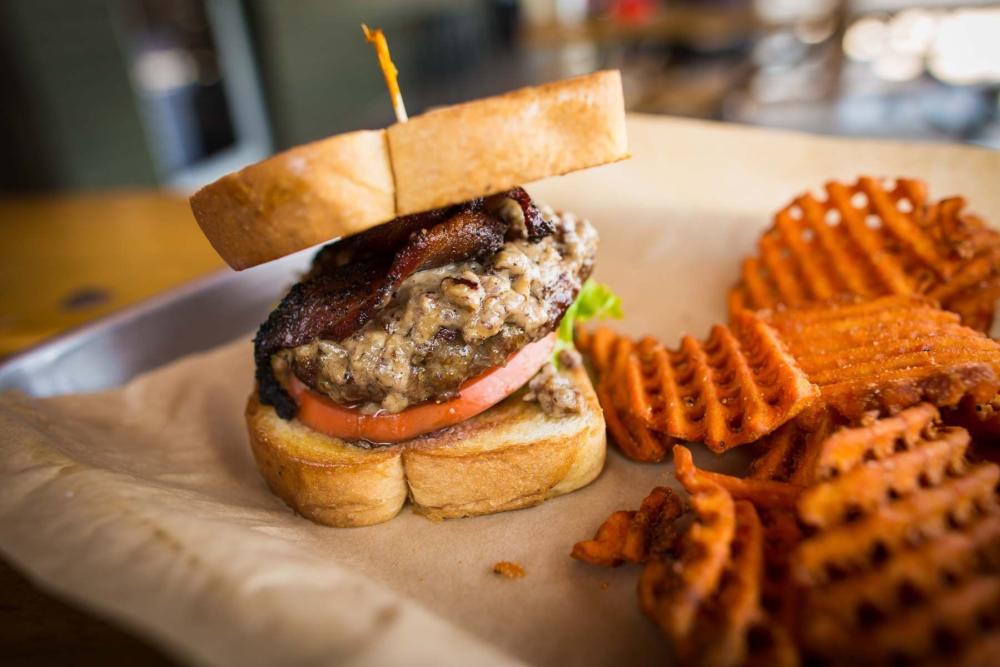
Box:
[190, 70, 628, 526]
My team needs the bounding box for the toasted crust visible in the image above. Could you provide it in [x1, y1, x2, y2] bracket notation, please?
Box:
[245, 366, 606, 527]
[387, 70, 628, 215]
[191, 71, 627, 270]
[190, 130, 394, 270]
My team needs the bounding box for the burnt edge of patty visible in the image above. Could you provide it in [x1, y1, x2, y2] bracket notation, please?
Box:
[254, 188, 553, 420]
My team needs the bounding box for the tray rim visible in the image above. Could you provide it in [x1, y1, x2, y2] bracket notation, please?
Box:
[0, 250, 312, 396]
[0, 267, 233, 372]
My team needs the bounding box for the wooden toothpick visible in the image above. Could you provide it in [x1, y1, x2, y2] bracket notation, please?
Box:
[362, 24, 408, 123]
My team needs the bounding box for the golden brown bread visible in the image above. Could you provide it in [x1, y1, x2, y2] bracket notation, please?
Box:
[387, 70, 628, 215]
[191, 130, 394, 270]
[246, 365, 606, 526]
[191, 71, 627, 270]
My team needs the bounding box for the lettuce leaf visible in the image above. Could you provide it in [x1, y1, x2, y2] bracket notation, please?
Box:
[554, 278, 623, 365]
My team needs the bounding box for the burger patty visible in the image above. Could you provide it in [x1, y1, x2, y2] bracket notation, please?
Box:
[273, 209, 597, 414]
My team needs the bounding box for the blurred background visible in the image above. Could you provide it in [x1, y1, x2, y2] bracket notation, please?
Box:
[3, 0, 1000, 195]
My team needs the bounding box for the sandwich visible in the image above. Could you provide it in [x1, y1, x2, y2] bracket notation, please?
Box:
[190, 70, 628, 526]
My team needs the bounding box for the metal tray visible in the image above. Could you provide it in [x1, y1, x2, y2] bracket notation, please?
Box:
[0, 251, 311, 397]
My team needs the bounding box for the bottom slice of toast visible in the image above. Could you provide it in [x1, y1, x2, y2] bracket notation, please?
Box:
[246, 365, 606, 526]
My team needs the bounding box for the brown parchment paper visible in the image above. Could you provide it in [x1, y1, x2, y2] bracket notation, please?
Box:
[2, 115, 999, 667]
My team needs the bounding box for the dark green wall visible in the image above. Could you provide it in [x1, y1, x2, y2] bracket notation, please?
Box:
[0, 0, 158, 191]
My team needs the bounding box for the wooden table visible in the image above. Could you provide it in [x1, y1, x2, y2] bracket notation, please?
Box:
[0, 191, 224, 357]
[1, 190, 225, 664]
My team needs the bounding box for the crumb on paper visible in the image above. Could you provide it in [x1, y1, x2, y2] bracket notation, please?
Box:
[492, 561, 525, 579]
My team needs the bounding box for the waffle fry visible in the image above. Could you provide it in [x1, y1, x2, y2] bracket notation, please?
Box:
[730, 177, 1000, 331]
[574, 412, 1000, 667]
[672, 444, 803, 511]
[930, 249, 1000, 333]
[623, 486, 686, 563]
[749, 408, 837, 485]
[798, 516, 1000, 657]
[947, 394, 1000, 446]
[570, 510, 633, 567]
[751, 404, 943, 491]
[755, 507, 802, 636]
[760, 295, 1000, 420]
[573, 457, 797, 571]
[797, 405, 971, 529]
[585, 329, 668, 462]
[803, 575, 1000, 666]
[681, 445, 805, 638]
[926, 197, 1000, 332]
[794, 463, 998, 583]
[574, 325, 618, 378]
[626, 314, 820, 450]
[574, 176, 1000, 664]
[636, 447, 769, 667]
[580, 314, 818, 456]
[679, 500, 765, 667]
[809, 403, 941, 478]
[570, 486, 684, 566]
[586, 332, 674, 462]
[640, 447, 737, 639]
[788, 410, 1000, 666]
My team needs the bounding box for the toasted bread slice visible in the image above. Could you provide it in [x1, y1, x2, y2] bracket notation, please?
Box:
[246, 365, 606, 526]
[191, 70, 627, 270]
[191, 130, 394, 270]
[387, 70, 628, 216]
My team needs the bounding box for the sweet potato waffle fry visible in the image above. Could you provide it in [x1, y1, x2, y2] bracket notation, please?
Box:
[601, 333, 675, 461]
[570, 486, 684, 566]
[729, 177, 1000, 331]
[574, 447, 800, 667]
[639, 447, 737, 640]
[946, 395, 1000, 449]
[639, 447, 768, 667]
[575, 317, 818, 457]
[573, 176, 1000, 665]
[749, 408, 836, 485]
[789, 406, 1000, 666]
[760, 295, 1000, 420]
[572, 330, 672, 461]
[574, 410, 1000, 666]
[576, 327, 667, 461]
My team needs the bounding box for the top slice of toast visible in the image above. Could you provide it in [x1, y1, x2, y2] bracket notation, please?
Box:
[190, 70, 628, 270]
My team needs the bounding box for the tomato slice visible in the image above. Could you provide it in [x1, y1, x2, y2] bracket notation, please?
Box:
[288, 332, 556, 444]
